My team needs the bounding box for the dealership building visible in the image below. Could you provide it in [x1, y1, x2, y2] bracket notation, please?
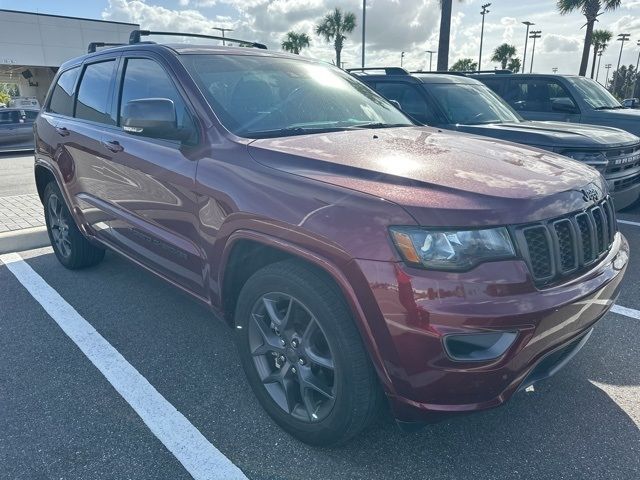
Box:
[0, 9, 138, 103]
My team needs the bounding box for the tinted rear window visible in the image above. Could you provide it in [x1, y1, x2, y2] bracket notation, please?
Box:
[75, 60, 116, 125]
[48, 67, 80, 117]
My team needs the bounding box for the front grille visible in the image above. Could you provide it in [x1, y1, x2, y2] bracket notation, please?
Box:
[514, 198, 617, 286]
[605, 143, 640, 174]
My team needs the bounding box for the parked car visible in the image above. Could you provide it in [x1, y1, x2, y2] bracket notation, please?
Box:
[8, 96, 41, 109]
[0, 108, 38, 152]
[34, 31, 628, 446]
[351, 69, 640, 210]
[470, 73, 640, 137]
[622, 98, 639, 109]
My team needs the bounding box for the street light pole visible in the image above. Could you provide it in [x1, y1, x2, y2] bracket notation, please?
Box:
[616, 33, 631, 72]
[636, 40, 640, 72]
[401, 51, 405, 68]
[596, 46, 604, 82]
[361, 0, 366, 68]
[521, 21, 534, 73]
[605, 63, 612, 88]
[552, 67, 558, 73]
[212, 26, 233, 46]
[478, 3, 491, 71]
[529, 31, 542, 73]
[425, 50, 436, 71]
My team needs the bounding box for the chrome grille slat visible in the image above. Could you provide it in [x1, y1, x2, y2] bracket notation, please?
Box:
[516, 197, 616, 286]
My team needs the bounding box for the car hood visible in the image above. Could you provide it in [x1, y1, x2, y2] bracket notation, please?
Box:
[455, 121, 638, 149]
[248, 127, 605, 226]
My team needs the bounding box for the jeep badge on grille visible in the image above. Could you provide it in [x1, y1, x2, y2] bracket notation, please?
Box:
[581, 186, 600, 203]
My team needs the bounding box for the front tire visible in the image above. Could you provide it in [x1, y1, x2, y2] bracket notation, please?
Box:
[43, 181, 105, 269]
[235, 260, 383, 446]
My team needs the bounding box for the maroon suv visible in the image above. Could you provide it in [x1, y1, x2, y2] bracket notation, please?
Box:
[34, 34, 628, 446]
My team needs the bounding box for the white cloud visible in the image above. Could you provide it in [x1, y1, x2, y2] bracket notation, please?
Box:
[541, 33, 582, 54]
[99, 0, 639, 73]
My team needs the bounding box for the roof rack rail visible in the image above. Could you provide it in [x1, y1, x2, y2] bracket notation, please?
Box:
[128, 29, 267, 50]
[346, 67, 409, 76]
[411, 69, 513, 76]
[464, 69, 513, 75]
[87, 42, 126, 54]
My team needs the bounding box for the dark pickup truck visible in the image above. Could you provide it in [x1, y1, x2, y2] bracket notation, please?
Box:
[352, 69, 640, 209]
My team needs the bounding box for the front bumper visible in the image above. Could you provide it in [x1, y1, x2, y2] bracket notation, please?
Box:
[608, 175, 640, 209]
[354, 233, 628, 423]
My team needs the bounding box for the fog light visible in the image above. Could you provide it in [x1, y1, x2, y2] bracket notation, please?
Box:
[443, 331, 517, 362]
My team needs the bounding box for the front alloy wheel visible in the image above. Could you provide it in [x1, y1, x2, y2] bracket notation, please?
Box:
[249, 292, 336, 423]
[235, 260, 383, 446]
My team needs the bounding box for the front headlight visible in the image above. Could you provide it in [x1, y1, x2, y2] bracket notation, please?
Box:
[562, 151, 608, 172]
[390, 227, 516, 271]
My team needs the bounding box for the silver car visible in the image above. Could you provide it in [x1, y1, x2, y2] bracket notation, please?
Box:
[0, 108, 38, 152]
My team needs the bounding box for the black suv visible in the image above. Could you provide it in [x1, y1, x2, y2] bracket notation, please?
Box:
[471, 73, 640, 137]
[352, 68, 640, 209]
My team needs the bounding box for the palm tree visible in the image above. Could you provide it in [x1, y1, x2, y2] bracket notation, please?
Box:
[507, 57, 522, 73]
[491, 43, 517, 70]
[437, 0, 465, 71]
[450, 58, 478, 72]
[557, 0, 622, 76]
[315, 8, 357, 68]
[281, 31, 311, 55]
[589, 29, 612, 78]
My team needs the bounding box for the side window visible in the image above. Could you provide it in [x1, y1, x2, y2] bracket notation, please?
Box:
[48, 67, 80, 117]
[75, 60, 116, 125]
[24, 110, 38, 122]
[504, 79, 576, 113]
[119, 58, 195, 137]
[480, 78, 502, 95]
[0, 111, 18, 124]
[375, 82, 437, 124]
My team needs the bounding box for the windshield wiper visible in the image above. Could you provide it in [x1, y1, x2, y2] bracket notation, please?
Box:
[348, 122, 412, 129]
[593, 105, 625, 110]
[247, 126, 350, 139]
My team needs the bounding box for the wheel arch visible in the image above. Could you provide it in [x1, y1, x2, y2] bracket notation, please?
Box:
[218, 230, 395, 393]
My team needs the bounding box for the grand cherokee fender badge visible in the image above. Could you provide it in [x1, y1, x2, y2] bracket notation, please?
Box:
[581, 185, 601, 204]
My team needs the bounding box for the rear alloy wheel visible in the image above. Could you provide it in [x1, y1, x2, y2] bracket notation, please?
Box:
[43, 182, 105, 269]
[235, 260, 383, 446]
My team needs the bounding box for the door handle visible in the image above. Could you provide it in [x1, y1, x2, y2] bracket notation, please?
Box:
[55, 126, 70, 137]
[102, 140, 124, 153]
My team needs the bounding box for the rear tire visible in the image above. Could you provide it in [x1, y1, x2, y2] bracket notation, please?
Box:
[235, 259, 383, 446]
[43, 181, 105, 269]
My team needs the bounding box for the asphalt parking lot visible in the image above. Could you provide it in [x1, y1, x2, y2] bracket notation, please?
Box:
[1, 156, 639, 480]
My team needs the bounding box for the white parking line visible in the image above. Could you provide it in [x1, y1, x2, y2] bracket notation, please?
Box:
[611, 304, 640, 320]
[0, 251, 247, 480]
[618, 219, 640, 227]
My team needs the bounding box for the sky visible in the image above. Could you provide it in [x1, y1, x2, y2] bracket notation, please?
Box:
[1, 0, 639, 75]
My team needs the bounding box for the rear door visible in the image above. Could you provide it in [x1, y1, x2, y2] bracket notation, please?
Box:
[57, 57, 121, 239]
[95, 54, 205, 298]
[503, 77, 581, 122]
[0, 110, 22, 150]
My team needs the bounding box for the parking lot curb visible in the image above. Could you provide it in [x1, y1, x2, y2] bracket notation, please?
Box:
[0, 226, 50, 254]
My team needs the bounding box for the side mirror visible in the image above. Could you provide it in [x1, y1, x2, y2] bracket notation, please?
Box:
[122, 98, 179, 140]
[551, 98, 578, 114]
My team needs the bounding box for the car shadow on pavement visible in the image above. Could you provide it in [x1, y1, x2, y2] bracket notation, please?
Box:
[16, 250, 640, 480]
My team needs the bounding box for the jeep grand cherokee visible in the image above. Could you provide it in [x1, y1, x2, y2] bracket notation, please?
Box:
[33, 32, 628, 446]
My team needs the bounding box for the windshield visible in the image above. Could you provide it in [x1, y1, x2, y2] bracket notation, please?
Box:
[565, 76, 622, 109]
[181, 54, 413, 138]
[427, 83, 522, 125]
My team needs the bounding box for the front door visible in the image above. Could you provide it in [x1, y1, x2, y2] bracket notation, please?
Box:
[504, 78, 581, 123]
[95, 55, 205, 298]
